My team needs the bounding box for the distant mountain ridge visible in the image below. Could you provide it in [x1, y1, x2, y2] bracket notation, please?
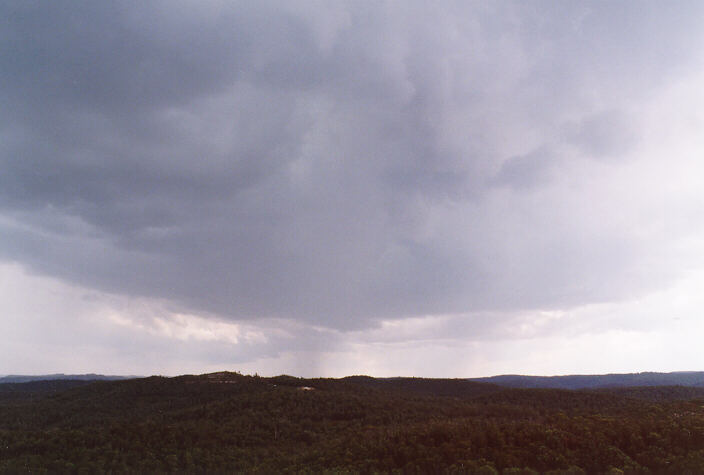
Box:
[0, 374, 137, 384]
[469, 371, 704, 389]
[4, 371, 704, 389]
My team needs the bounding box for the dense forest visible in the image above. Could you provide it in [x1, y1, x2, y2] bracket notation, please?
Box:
[2, 372, 704, 473]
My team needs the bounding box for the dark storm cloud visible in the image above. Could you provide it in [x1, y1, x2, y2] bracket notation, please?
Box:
[2, 1, 703, 330]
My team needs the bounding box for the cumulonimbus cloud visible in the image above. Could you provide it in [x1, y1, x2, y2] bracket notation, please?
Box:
[1, 0, 704, 331]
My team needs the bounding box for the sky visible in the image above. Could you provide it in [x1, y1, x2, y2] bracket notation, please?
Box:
[2, 1, 704, 377]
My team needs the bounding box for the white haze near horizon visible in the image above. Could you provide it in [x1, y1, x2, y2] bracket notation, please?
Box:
[2, 1, 704, 377]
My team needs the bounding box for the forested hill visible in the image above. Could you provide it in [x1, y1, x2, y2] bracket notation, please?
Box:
[469, 371, 704, 389]
[2, 372, 704, 473]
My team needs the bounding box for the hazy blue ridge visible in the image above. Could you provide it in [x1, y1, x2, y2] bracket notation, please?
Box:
[469, 371, 704, 389]
[0, 374, 138, 384]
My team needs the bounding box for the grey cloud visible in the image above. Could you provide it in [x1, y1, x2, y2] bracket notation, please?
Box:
[564, 110, 638, 160]
[1, 1, 703, 333]
[492, 109, 639, 191]
[492, 146, 557, 190]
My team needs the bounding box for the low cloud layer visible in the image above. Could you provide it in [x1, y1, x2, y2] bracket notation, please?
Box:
[2, 1, 704, 374]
